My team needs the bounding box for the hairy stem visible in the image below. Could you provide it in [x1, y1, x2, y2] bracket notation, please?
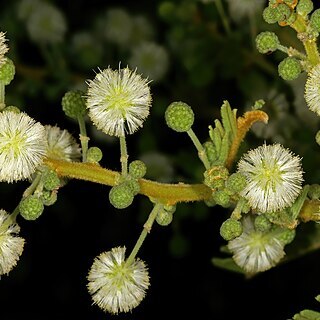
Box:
[119, 135, 128, 177]
[78, 116, 89, 162]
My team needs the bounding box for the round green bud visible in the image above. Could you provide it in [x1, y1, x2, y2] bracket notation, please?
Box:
[109, 184, 134, 209]
[225, 172, 247, 194]
[220, 218, 243, 241]
[129, 160, 147, 179]
[3, 106, 20, 113]
[277, 228, 296, 245]
[276, 3, 292, 23]
[86, 147, 103, 163]
[255, 31, 280, 54]
[316, 130, 320, 146]
[285, 11, 297, 25]
[42, 169, 60, 191]
[19, 195, 44, 220]
[156, 209, 173, 226]
[310, 9, 320, 32]
[203, 141, 217, 164]
[213, 190, 231, 208]
[164, 204, 176, 214]
[203, 166, 229, 190]
[204, 196, 216, 207]
[124, 178, 141, 196]
[0, 58, 15, 85]
[241, 199, 251, 213]
[41, 190, 58, 206]
[165, 101, 194, 132]
[254, 214, 272, 232]
[262, 6, 280, 24]
[308, 184, 320, 200]
[61, 90, 87, 120]
[278, 57, 302, 80]
[296, 0, 314, 16]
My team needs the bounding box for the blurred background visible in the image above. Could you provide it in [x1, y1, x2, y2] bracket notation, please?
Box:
[1, 0, 320, 319]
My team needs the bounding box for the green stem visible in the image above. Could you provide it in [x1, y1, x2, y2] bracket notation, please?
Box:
[0, 80, 5, 110]
[126, 203, 163, 265]
[303, 40, 320, 67]
[187, 128, 211, 170]
[119, 135, 128, 177]
[44, 158, 212, 204]
[78, 116, 89, 162]
[23, 173, 42, 198]
[214, 0, 231, 35]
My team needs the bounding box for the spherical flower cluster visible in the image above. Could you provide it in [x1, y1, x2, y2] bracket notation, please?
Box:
[87, 246, 150, 314]
[228, 216, 285, 273]
[86, 67, 152, 137]
[305, 64, 320, 117]
[0, 111, 46, 182]
[45, 125, 81, 161]
[0, 209, 25, 275]
[0, 32, 8, 67]
[237, 143, 303, 213]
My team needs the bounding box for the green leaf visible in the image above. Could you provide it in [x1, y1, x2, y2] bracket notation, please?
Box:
[293, 309, 320, 320]
[211, 257, 246, 274]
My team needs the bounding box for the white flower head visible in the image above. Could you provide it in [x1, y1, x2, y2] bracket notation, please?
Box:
[45, 125, 81, 161]
[305, 64, 320, 116]
[0, 32, 9, 67]
[237, 143, 303, 213]
[0, 209, 25, 275]
[86, 66, 152, 137]
[0, 111, 46, 183]
[228, 216, 285, 274]
[87, 246, 150, 314]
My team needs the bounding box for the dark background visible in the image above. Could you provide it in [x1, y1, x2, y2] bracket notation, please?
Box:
[1, 0, 320, 319]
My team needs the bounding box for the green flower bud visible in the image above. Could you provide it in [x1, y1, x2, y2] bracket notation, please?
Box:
[308, 184, 320, 200]
[61, 90, 87, 120]
[156, 209, 173, 226]
[316, 130, 320, 146]
[3, 106, 20, 113]
[124, 178, 141, 196]
[0, 58, 15, 85]
[220, 218, 243, 241]
[164, 204, 176, 214]
[41, 190, 58, 206]
[213, 190, 231, 208]
[129, 160, 147, 179]
[276, 3, 292, 23]
[263, 6, 280, 24]
[256, 31, 280, 54]
[19, 195, 44, 220]
[204, 196, 216, 207]
[310, 9, 320, 32]
[277, 228, 296, 245]
[296, 0, 314, 16]
[165, 101, 194, 132]
[109, 184, 134, 209]
[42, 169, 60, 191]
[203, 166, 229, 190]
[285, 11, 297, 25]
[278, 57, 302, 80]
[254, 215, 272, 232]
[203, 141, 217, 164]
[241, 199, 251, 213]
[225, 172, 247, 194]
[86, 147, 103, 163]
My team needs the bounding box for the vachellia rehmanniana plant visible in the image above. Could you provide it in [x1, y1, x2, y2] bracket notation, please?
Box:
[3, 0, 320, 317]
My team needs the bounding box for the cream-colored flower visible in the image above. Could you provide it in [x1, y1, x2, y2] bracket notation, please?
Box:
[45, 125, 81, 161]
[228, 216, 285, 273]
[0, 111, 46, 182]
[0, 209, 25, 275]
[305, 64, 320, 116]
[86, 67, 152, 137]
[237, 143, 303, 213]
[87, 246, 150, 314]
[0, 32, 9, 67]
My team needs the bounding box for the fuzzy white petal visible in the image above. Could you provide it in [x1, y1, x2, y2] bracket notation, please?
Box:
[0, 32, 8, 67]
[0, 111, 46, 182]
[237, 143, 303, 213]
[86, 67, 152, 137]
[305, 64, 320, 116]
[87, 246, 150, 314]
[0, 210, 25, 275]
